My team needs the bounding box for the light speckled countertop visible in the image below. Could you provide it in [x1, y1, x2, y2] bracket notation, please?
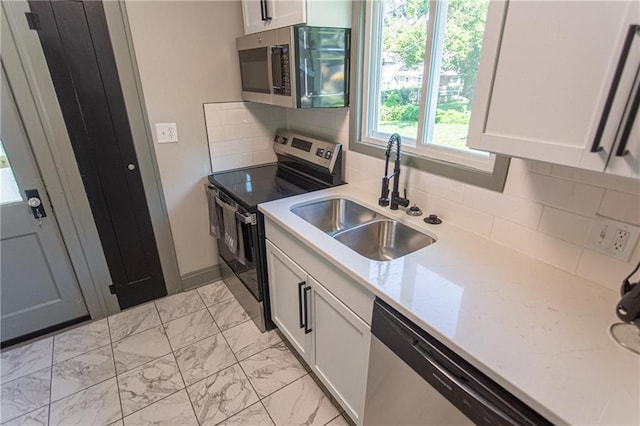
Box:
[259, 184, 640, 425]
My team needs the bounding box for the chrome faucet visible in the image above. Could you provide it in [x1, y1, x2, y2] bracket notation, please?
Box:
[378, 133, 410, 210]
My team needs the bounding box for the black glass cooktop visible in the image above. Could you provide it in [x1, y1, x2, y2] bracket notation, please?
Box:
[209, 164, 312, 210]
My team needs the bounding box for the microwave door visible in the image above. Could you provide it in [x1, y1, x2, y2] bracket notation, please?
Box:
[239, 47, 271, 94]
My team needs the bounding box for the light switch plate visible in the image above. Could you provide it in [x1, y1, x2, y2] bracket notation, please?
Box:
[585, 216, 640, 261]
[156, 123, 178, 143]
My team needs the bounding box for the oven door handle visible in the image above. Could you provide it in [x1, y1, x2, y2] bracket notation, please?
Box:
[235, 211, 257, 225]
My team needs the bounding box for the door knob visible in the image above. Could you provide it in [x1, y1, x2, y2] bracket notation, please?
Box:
[127, 164, 136, 171]
[27, 197, 41, 208]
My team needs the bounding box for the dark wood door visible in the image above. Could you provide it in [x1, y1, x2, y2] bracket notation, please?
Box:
[29, 0, 167, 309]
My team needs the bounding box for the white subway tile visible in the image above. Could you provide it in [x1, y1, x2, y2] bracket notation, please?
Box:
[529, 161, 552, 175]
[576, 249, 637, 292]
[426, 195, 494, 238]
[538, 207, 592, 246]
[550, 164, 576, 180]
[462, 185, 543, 229]
[249, 136, 274, 152]
[269, 106, 288, 122]
[226, 108, 252, 124]
[204, 110, 226, 127]
[204, 102, 244, 112]
[598, 190, 640, 226]
[211, 153, 253, 172]
[570, 168, 640, 195]
[491, 218, 582, 272]
[252, 150, 277, 165]
[503, 159, 533, 196]
[209, 139, 253, 158]
[515, 173, 604, 216]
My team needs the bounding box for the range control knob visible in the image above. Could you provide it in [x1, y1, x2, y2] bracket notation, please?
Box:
[424, 214, 442, 225]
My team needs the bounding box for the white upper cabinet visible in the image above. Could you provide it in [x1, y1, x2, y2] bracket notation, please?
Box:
[469, 0, 639, 178]
[241, 0, 351, 35]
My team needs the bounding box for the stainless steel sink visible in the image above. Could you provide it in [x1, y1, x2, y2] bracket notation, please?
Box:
[291, 198, 377, 235]
[334, 220, 435, 261]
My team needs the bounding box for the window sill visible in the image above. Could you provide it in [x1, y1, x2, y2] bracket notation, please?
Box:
[348, 138, 511, 192]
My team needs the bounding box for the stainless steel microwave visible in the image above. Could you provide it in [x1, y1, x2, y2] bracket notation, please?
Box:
[237, 26, 350, 109]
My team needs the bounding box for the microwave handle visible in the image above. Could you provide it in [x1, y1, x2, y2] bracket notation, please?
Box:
[271, 47, 283, 91]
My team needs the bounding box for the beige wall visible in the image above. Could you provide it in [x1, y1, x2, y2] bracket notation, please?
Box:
[125, 0, 244, 276]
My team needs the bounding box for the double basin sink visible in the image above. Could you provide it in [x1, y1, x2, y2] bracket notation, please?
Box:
[291, 198, 435, 261]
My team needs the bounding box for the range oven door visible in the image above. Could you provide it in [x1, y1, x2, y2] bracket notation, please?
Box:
[208, 186, 261, 302]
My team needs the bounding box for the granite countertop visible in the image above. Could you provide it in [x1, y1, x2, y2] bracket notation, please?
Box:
[259, 184, 640, 425]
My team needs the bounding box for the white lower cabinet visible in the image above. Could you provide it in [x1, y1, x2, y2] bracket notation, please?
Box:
[266, 240, 370, 425]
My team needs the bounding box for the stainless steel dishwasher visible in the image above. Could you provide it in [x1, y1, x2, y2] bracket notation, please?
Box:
[364, 299, 551, 425]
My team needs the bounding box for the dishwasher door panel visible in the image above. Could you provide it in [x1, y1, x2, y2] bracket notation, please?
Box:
[364, 336, 473, 426]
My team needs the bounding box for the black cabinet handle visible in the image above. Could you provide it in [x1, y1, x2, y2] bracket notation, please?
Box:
[263, 0, 271, 21]
[591, 25, 640, 153]
[303, 286, 312, 334]
[260, 0, 266, 21]
[615, 69, 640, 157]
[298, 281, 305, 328]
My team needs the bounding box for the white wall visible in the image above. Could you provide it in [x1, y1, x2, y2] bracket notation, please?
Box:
[125, 1, 244, 276]
[287, 109, 640, 293]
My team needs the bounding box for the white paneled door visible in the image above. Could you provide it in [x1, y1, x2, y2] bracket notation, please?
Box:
[0, 66, 88, 343]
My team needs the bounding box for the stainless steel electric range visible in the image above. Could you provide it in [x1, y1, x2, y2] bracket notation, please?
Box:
[206, 129, 343, 332]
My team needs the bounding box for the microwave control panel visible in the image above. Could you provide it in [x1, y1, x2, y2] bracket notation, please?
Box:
[272, 45, 291, 96]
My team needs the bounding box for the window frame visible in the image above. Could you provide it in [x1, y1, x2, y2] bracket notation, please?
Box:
[349, 0, 510, 191]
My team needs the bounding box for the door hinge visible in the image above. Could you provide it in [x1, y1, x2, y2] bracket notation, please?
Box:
[25, 12, 41, 31]
[108, 284, 117, 294]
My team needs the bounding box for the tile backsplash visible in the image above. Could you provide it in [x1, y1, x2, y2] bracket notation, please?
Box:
[203, 102, 639, 291]
[285, 108, 640, 293]
[204, 102, 286, 172]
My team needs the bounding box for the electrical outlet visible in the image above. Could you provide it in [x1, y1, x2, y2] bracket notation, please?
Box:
[586, 216, 640, 261]
[156, 123, 178, 143]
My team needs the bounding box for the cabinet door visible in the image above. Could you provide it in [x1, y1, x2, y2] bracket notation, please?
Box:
[266, 0, 305, 30]
[266, 240, 310, 359]
[242, 0, 272, 35]
[469, 1, 635, 171]
[309, 277, 370, 425]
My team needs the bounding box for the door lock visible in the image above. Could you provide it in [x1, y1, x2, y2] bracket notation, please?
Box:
[24, 189, 47, 223]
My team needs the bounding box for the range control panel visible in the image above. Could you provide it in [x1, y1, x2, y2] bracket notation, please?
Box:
[273, 129, 342, 173]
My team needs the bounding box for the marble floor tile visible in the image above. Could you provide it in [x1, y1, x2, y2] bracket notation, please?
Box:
[262, 374, 340, 426]
[240, 342, 306, 398]
[49, 377, 121, 426]
[53, 319, 110, 364]
[0, 367, 50, 423]
[123, 389, 197, 426]
[222, 320, 282, 361]
[197, 280, 233, 307]
[112, 326, 171, 374]
[217, 401, 274, 426]
[164, 309, 219, 350]
[186, 363, 258, 425]
[118, 353, 184, 416]
[2, 406, 49, 426]
[325, 414, 350, 426]
[155, 290, 205, 323]
[174, 334, 236, 386]
[0, 338, 52, 383]
[208, 297, 250, 331]
[51, 344, 115, 401]
[109, 303, 161, 342]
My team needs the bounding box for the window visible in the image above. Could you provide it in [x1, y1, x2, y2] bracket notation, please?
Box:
[351, 0, 510, 189]
[0, 140, 22, 205]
